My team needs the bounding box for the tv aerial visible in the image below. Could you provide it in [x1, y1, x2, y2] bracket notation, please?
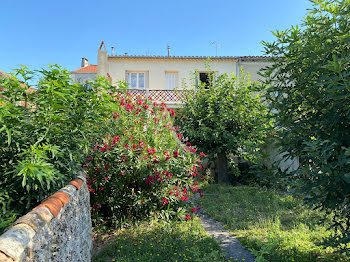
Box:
[210, 41, 224, 56]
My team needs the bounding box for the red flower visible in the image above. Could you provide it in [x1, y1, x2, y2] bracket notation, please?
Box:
[125, 144, 129, 148]
[104, 163, 109, 170]
[148, 148, 156, 155]
[191, 208, 196, 213]
[185, 214, 191, 220]
[162, 197, 168, 206]
[104, 177, 108, 181]
[173, 151, 179, 158]
[181, 196, 185, 201]
[200, 152, 206, 157]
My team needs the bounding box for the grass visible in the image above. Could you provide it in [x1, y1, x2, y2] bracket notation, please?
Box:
[92, 217, 229, 262]
[198, 184, 350, 262]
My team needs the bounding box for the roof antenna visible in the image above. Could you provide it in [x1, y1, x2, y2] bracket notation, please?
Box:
[167, 45, 171, 57]
[210, 41, 223, 56]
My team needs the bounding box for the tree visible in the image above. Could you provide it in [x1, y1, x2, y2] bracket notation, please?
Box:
[178, 71, 271, 184]
[261, 0, 350, 251]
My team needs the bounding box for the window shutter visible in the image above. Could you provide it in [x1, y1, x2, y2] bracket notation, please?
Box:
[166, 72, 178, 90]
[125, 72, 129, 87]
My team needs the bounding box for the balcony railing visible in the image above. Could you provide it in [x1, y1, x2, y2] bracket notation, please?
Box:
[116, 89, 190, 103]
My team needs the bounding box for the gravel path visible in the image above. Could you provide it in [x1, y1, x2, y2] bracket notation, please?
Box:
[194, 196, 255, 262]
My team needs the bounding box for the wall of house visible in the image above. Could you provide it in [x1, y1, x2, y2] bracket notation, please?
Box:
[0, 175, 91, 262]
[105, 58, 270, 90]
[239, 61, 274, 82]
[71, 72, 97, 83]
[107, 58, 235, 89]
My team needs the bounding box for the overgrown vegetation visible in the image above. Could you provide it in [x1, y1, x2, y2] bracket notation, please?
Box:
[199, 184, 350, 262]
[84, 86, 207, 226]
[261, 0, 350, 250]
[93, 218, 227, 262]
[178, 71, 271, 184]
[0, 66, 115, 233]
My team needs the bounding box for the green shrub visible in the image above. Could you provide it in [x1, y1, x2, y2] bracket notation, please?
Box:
[85, 92, 206, 226]
[178, 70, 272, 184]
[261, 0, 350, 251]
[0, 65, 113, 231]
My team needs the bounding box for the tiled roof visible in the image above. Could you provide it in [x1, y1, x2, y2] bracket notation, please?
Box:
[0, 70, 10, 78]
[72, 65, 97, 72]
[0, 69, 36, 93]
[108, 55, 270, 61]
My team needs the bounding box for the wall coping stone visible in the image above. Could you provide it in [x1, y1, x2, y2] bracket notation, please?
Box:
[0, 224, 35, 261]
[0, 174, 89, 262]
[58, 185, 77, 197]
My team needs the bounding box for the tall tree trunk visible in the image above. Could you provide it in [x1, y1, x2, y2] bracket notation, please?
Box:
[216, 152, 230, 184]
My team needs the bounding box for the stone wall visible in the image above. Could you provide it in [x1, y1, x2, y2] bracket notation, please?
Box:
[0, 174, 92, 262]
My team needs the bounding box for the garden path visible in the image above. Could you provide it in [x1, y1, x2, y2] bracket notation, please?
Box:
[194, 195, 255, 262]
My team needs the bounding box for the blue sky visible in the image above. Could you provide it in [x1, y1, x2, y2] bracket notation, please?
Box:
[1, 0, 312, 73]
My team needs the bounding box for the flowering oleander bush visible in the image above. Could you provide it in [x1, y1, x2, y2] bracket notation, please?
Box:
[84, 94, 206, 225]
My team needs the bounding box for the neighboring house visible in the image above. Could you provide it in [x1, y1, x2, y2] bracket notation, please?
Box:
[70, 58, 97, 83]
[0, 70, 36, 107]
[73, 41, 272, 107]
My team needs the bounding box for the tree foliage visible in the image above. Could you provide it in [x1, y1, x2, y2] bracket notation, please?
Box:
[261, 0, 350, 251]
[178, 71, 271, 183]
[0, 65, 114, 232]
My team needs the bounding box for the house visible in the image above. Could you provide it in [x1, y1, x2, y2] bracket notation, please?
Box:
[70, 58, 97, 83]
[72, 41, 272, 107]
[0, 70, 36, 107]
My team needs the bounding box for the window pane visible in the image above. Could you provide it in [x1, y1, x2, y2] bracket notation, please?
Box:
[131, 73, 137, 88]
[166, 72, 178, 90]
[138, 73, 145, 88]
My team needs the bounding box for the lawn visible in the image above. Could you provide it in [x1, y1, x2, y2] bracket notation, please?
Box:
[198, 184, 349, 262]
[92, 217, 228, 262]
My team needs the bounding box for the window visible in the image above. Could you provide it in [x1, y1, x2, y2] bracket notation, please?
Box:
[196, 72, 215, 88]
[165, 72, 178, 90]
[126, 72, 146, 89]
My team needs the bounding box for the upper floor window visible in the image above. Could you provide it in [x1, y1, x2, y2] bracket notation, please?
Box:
[126, 72, 146, 89]
[196, 71, 216, 88]
[165, 72, 178, 90]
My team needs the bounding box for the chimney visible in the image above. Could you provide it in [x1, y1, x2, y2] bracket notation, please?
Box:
[111, 46, 114, 56]
[81, 57, 88, 67]
[167, 45, 170, 57]
[125, 52, 128, 56]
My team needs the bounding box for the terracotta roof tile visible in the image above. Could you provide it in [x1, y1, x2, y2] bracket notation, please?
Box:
[73, 65, 97, 72]
[0, 70, 11, 79]
[107, 55, 270, 61]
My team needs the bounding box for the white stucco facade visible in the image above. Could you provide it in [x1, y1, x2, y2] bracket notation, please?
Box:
[96, 47, 272, 90]
[71, 72, 97, 83]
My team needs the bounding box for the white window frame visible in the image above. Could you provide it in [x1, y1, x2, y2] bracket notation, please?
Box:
[125, 71, 148, 89]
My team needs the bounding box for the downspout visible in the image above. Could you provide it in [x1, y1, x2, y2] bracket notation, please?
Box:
[236, 57, 242, 78]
